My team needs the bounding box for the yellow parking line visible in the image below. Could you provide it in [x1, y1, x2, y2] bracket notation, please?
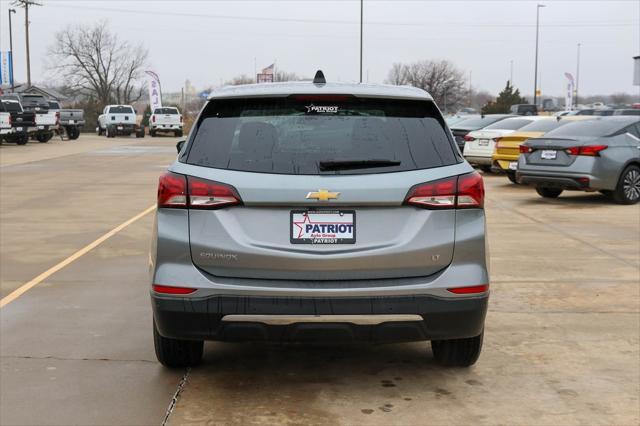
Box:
[0, 204, 156, 309]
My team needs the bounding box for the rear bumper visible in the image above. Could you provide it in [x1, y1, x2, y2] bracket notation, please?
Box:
[464, 155, 492, 166]
[152, 293, 488, 342]
[517, 171, 595, 190]
[151, 124, 182, 130]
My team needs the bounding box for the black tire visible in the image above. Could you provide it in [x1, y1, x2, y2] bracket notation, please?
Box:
[506, 172, 517, 184]
[106, 126, 115, 138]
[612, 165, 640, 205]
[36, 132, 52, 143]
[150, 129, 156, 137]
[535, 187, 563, 198]
[431, 331, 484, 367]
[175, 130, 183, 138]
[96, 125, 103, 136]
[67, 126, 80, 140]
[16, 133, 28, 145]
[153, 320, 203, 368]
[480, 165, 492, 173]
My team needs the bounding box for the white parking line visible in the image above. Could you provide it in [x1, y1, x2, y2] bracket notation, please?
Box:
[0, 205, 156, 308]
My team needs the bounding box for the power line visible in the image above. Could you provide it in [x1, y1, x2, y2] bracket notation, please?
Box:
[50, 3, 636, 28]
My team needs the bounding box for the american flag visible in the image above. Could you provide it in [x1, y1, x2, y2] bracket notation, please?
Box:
[262, 64, 275, 75]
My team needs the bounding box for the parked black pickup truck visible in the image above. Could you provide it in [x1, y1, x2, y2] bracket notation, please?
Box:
[0, 98, 36, 145]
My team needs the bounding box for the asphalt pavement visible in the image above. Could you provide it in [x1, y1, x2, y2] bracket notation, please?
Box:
[0, 134, 638, 425]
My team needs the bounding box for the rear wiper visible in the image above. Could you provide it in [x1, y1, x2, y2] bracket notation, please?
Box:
[318, 159, 401, 171]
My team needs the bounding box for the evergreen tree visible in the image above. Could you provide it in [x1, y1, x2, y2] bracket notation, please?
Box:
[482, 81, 528, 114]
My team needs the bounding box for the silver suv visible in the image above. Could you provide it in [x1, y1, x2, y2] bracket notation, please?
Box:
[150, 74, 489, 368]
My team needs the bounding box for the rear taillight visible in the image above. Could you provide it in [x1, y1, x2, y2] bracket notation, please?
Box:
[55, 111, 60, 125]
[188, 176, 242, 209]
[158, 172, 187, 207]
[405, 172, 484, 209]
[180, 115, 183, 123]
[519, 145, 533, 154]
[463, 135, 474, 142]
[152, 115, 156, 123]
[565, 145, 607, 156]
[8, 114, 12, 127]
[157, 172, 241, 209]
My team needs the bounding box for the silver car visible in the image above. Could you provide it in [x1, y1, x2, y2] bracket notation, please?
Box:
[517, 117, 640, 204]
[150, 74, 489, 368]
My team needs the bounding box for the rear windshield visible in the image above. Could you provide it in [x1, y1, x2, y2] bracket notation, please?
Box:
[48, 101, 60, 109]
[484, 118, 533, 130]
[1, 101, 21, 112]
[544, 119, 630, 138]
[154, 107, 179, 114]
[20, 96, 48, 108]
[452, 116, 507, 130]
[109, 106, 134, 114]
[185, 97, 458, 175]
[516, 119, 565, 132]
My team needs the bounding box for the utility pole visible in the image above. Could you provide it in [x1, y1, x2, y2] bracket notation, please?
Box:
[359, 0, 363, 83]
[533, 4, 545, 106]
[13, 0, 42, 88]
[510, 60, 514, 86]
[575, 43, 581, 107]
[9, 8, 16, 90]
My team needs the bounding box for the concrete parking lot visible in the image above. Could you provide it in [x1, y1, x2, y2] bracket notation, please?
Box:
[1, 135, 638, 425]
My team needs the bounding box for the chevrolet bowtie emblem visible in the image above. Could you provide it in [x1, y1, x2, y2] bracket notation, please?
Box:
[306, 189, 340, 201]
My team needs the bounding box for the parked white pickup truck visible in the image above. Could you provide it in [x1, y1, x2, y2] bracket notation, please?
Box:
[149, 107, 183, 137]
[97, 105, 145, 138]
[0, 104, 14, 142]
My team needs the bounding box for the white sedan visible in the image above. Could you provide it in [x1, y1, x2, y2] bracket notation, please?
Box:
[462, 116, 549, 170]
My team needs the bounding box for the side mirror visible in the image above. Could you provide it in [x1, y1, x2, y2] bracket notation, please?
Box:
[176, 140, 185, 153]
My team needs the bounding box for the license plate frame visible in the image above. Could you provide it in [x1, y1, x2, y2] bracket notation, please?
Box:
[541, 150, 557, 160]
[478, 139, 490, 146]
[508, 161, 518, 170]
[290, 210, 356, 245]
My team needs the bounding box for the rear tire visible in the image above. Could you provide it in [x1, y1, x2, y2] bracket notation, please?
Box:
[67, 126, 80, 140]
[153, 320, 203, 368]
[535, 187, 563, 198]
[431, 331, 483, 367]
[150, 129, 156, 137]
[36, 132, 52, 143]
[106, 126, 115, 138]
[612, 165, 640, 205]
[16, 134, 28, 145]
[175, 130, 183, 138]
[480, 165, 492, 173]
[506, 172, 517, 184]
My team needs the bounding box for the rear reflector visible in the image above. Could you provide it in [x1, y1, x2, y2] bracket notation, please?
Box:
[405, 172, 484, 209]
[447, 284, 489, 294]
[157, 172, 242, 209]
[152, 284, 197, 295]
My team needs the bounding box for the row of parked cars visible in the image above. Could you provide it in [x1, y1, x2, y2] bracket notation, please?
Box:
[0, 93, 85, 145]
[447, 113, 640, 204]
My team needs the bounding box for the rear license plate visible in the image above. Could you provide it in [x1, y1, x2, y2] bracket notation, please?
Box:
[16, 127, 23, 131]
[38, 125, 44, 129]
[541, 150, 557, 160]
[117, 126, 123, 130]
[509, 161, 518, 170]
[69, 120, 75, 124]
[291, 210, 355, 244]
[478, 139, 490, 146]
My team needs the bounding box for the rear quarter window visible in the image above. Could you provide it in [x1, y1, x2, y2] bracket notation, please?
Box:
[185, 97, 459, 175]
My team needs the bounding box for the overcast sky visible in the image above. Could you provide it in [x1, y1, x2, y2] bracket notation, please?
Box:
[0, 0, 638, 97]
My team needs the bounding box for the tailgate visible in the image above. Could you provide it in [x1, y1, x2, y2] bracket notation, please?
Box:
[187, 172, 456, 281]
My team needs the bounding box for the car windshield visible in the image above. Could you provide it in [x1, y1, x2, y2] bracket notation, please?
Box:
[155, 108, 179, 114]
[483, 118, 533, 130]
[517, 119, 566, 132]
[186, 97, 459, 175]
[452, 116, 507, 129]
[109, 106, 134, 114]
[544, 119, 633, 138]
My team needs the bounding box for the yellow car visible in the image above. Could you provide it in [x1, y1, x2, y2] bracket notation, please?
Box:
[492, 116, 593, 183]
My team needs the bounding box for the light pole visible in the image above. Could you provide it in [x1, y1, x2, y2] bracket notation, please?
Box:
[9, 8, 16, 90]
[575, 43, 581, 107]
[359, 0, 363, 83]
[510, 60, 514, 86]
[533, 4, 545, 106]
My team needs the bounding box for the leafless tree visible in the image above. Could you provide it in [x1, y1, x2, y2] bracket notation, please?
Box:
[47, 21, 148, 105]
[274, 70, 308, 82]
[386, 60, 467, 113]
[225, 74, 255, 85]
